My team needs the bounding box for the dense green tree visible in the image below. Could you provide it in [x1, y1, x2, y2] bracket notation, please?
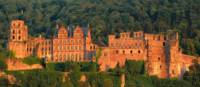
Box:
[0, 0, 199, 56]
[0, 59, 7, 71]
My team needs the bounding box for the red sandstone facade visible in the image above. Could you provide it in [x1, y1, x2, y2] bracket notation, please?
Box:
[8, 20, 97, 62]
[98, 31, 199, 78]
[8, 20, 198, 78]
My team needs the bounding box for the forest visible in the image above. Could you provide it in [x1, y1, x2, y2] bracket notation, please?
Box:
[0, 0, 199, 55]
[0, 60, 200, 87]
[0, 0, 200, 87]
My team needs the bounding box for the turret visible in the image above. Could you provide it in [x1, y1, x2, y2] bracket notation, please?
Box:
[86, 29, 92, 44]
[108, 35, 115, 46]
[8, 20, 29, 58]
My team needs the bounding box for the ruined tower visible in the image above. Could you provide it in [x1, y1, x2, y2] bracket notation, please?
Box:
[145, 34, 168, 78]
[168, 32, 182, 78]
[8, 20, 28, 58]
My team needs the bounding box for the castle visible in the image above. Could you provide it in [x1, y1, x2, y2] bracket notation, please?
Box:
[8, 20, 97, 62]
[8, 20, 198, 78]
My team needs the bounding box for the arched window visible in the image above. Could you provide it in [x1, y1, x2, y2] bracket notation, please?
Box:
[116, 50, 119, 54]
[18, 36, 21, 40]
[172, 70, 175, 74]
[123, 50, 125, 54]
[130, 50, 133, 54]
[163, 42, 165, 46]
[164, 36, 166, 40]
[13, 30, 15, 34]
[158, 57, 160, 61]
[90, 46, 93, 50]
[138, 50, 141, 54]
[93, 46, 95, 49]
[158, 36, 160, 41]
[12, 36, 15, 39]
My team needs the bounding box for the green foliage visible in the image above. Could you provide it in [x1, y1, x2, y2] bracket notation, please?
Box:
[183, 60, 200, 87]
[95, 48, 102, 63]
[80, 62, 98, 72]
[108, 63, 125, 76]
[0, 77, 9, 87]
[0, 0, 199, 56]
[86, 72, 120, 87]
[125, 60, 149, 87]
[4, 61, 200, 87]
[46, 62, 98, 72]
[0, 48, 15, 60]
[22, 56, 41, 65]
[152, 78, 191, 87]
[125, 60, 145, 75]
[69, 69, 81, 87]
[10, 70, 72, 87]
[0, 59, 7, 71]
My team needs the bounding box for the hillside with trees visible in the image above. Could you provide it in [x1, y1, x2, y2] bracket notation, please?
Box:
[0, 0, 200, 87]
[0, 0, 199, 55]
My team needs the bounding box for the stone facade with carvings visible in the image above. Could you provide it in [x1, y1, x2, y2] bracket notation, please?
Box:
[8, 20, 97, 62]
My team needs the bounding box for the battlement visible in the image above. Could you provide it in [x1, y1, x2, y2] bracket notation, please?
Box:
[120, 32, 130, 39]
[167, 32, 179, 40]
[133, 31, 144, 38]
[144, 34, 166, 41]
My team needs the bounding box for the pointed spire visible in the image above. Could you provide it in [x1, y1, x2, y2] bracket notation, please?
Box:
[56, 24, 59, 30]
[87, 28, 91, 38]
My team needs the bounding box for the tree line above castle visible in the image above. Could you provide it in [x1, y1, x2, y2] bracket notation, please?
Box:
[0, 0, 199, 56]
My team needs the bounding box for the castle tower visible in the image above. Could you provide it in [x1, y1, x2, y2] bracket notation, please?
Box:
[168, 32, 182, 78]
[86, 29, 92, 51]
[86, 29, 92, 44]
[146, 34, 168, 78]
[8, 20, 28, 58]
[108, 35, 115, 47]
